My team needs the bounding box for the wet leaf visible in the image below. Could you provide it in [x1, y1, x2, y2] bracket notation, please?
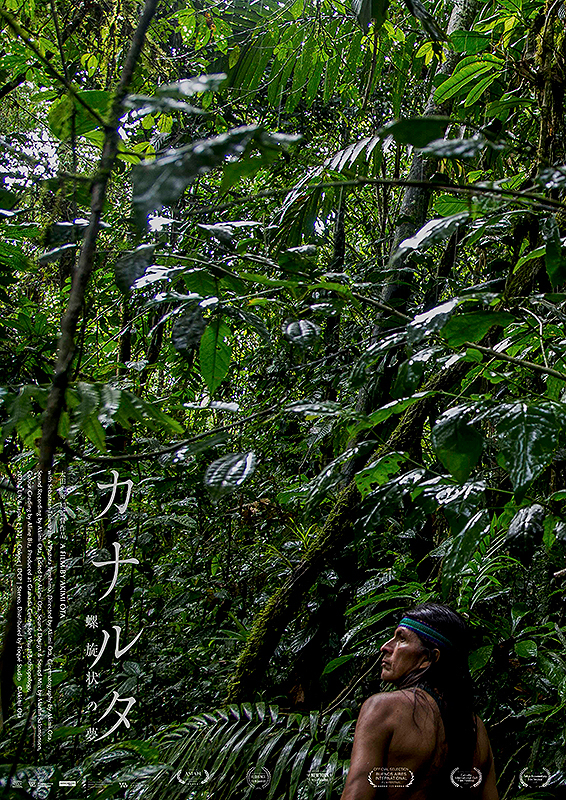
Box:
[542, 216, 566, 287]
[199, 318, 232, 394]
[441, 310, 514, 346]
[401, 0, 446, 40]
[171, 308, 206, 356]
[114, 245, 156, 292]
[391, 357, 425, 398]
[536, 166, 566, 190]
[506, 504, 545, 544]
[278, 245, 317, 275]
[432, 408, 483, 483]
[418, 136, 502, 159]
[469, 645, 493, 673]
[204, 452, 257, 500]
[408, 299, 459, 344]
[351, 0, 390, 30]
[283, 319, 321, 347]
[355, 452, 408, 498]
[124, 94, 204, 116]
[285, 400, 343, 416]
[380, 116, 452, 148]
[450, 30, 490, 54]
[133, 127, 298, 225]
[39, 243, 78, 263]
[497, 404, 558, 500]
[391, 215, 469, 266]
[198, 220, 261, 246]
[44, 219, 90, 246]
[157, 74, 227, 97]
[442, 510, 490, 595]
[515, 640, 537, 658]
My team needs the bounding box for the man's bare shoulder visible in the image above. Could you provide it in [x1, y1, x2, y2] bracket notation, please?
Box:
[357, 690, 419, 724]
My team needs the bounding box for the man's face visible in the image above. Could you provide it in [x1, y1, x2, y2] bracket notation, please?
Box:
[380, 625, 433, 684]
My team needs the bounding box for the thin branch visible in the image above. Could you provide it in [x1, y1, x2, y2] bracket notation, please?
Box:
[0, 2, 89, 100]
[63, 406, 280, 464]
[188, 177, 566, 217]
[38, 0, 159, 474]
[352, 292, 412, 322]
[461, 341, 566, 381]
[0, 10, 107, 129]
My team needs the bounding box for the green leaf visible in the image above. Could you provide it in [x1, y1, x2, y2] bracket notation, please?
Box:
[419, 136, 500, 159]
[82, 413, 107, 452]
[408, 299, 459, 344]
[221, 157, 265, 192]
[441, 311, 514, 346]
[279, 245, 317, 275]
[450, 30, 490, 54]
[286, 400, 343, 416]
[464, 71, 500, 107]
[515, 640, 537, 658]
[431, 408, 483, 483]
[0, 186, 20, 210]
[171, 307, 206, 356]
[469, 644, 493, 673]
[351, 0, 390, 30]
[513, 245, 545, 272]
[114, 245, 156, 292]
[283, 319, 321, 347]
[433, 194, 471, 216]
[434, 57, 503, 103]
[50, 724, 90, 740]
[355, 452, 408, 498]
[506, 504, 544, 545]
[380, 116, 452, 148]
[0, 242, 30, 272]
[204, 452, 257, 500]
[391, 357, 425, 398]
[158, 74, 227, 97]
[304, 446, 363, 504]
[199, 318, 232, 394]
[48, 90, 112, 140]
[132, 126, 257, 225]
[402, 0, 446, 41]
[353, 391, 437, 432]
[542, 216, 566, 287]
[442, 510, 490, 595]
[496, 404, 558, 501]
[390, 214, 469, 266]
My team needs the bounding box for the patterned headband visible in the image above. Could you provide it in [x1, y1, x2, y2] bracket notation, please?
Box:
[399, 617, 453, 649]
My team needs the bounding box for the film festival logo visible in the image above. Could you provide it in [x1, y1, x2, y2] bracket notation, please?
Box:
[519, 767, 552, 789]
[368, 766, 414, 788]
[175, 769, 210, 787]
[450, 768, 482, 789]
[246, 767, 271, 789]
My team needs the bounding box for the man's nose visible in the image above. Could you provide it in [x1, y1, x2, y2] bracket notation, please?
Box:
[380, 638, 394, 654]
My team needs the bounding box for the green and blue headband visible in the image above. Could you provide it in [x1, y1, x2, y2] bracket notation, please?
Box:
[399, 617, 453, 649]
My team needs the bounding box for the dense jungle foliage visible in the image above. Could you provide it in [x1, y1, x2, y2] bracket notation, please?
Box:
[1, 0, 566, 796]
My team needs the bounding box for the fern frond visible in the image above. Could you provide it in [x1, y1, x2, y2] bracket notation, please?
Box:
[140, 704, 353, 800]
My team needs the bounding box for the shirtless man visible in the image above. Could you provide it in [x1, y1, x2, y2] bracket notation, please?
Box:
[340, 603, 498, 799]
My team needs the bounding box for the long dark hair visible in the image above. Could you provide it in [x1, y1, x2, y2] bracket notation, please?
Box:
[395, 602, 477, 772]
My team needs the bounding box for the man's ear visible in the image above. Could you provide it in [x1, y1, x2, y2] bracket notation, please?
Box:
[431, 648, 440, 664]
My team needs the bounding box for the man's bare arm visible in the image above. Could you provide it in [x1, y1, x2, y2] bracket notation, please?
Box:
[340, 695, 394, 800]
[476, 718, 499, 800]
